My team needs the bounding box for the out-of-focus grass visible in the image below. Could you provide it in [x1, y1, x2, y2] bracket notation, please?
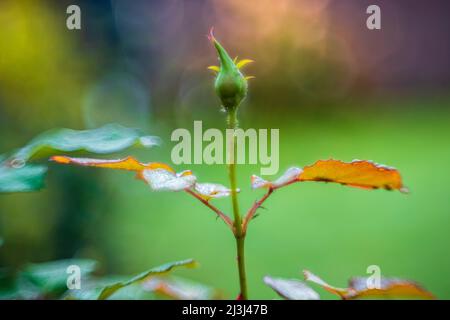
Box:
[90, 100, 450, 299]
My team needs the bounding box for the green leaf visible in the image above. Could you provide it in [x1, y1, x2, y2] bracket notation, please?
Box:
[263, 276, 320, 300]
[66, 276, 158, 300]
[0, 124, 159, 193]
[65, 275, 140, 300]
[10, 123, 160, 163]
[98, 259, 198, 300]
[0, 164, 47, 193]
[20, 259, 98, 297]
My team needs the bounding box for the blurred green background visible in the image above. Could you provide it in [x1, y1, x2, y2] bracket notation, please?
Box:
[1, 0, 449, 299]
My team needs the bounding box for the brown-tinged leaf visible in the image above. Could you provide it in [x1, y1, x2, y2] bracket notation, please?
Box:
[264, 276, 320, 300]
[299, 159, 407, 192]
[50, 156, 173, 172]
[346, 277, 435, 300]
[51, 156, 195, 191]
[252, 160, 407, 192]
[51, 156, 233, 197]
[304, 270, 435, 300]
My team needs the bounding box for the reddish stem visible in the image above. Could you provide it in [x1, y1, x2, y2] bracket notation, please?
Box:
[242, 178, 300, 233]
[242, 188, 274, 234]
[185, 189, 234, 232]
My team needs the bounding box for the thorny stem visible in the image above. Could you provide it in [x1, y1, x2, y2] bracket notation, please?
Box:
[227, 108, 248, 300]
[185, 189, 234, 231]
[242, 188, 273, 234]
[242, 180, 298, 233]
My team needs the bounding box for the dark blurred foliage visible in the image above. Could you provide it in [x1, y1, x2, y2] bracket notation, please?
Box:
[1, 0, 449, 134]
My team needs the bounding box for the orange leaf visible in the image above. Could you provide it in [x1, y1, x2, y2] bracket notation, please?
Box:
[299, 159, 407, 192]
[346, 277, 435, 300]
[304, 270, 435, 300]
[51, 156, 230, 196]
[50, 156, 174, 173]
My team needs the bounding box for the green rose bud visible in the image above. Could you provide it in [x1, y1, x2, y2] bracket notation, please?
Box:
[208, 29, 254, 112]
